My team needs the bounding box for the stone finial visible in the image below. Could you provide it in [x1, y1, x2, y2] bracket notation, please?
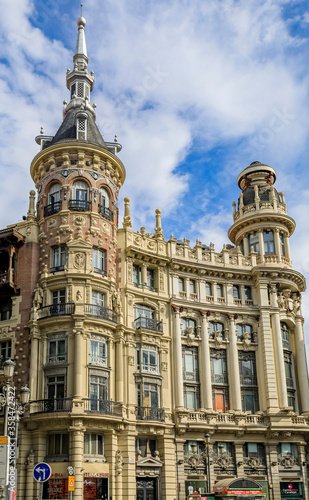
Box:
[122, 197, 132, 228]
[254, 185, 260, 202]
[232, 201, 236, 216]
[154, 209, 164, 239]
[27, 190, 36, 220]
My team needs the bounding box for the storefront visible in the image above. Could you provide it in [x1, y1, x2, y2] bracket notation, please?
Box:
[213, 478, 266, 499]
[42, 463, 109, 500]
[280, 482, 303, 500]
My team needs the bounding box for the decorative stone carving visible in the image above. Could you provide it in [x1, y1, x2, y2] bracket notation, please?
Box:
[115, 450, 123, 474]
[74, 252, 85, 270]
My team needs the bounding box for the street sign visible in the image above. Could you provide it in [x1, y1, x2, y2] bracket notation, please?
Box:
[33, 462, 52, 482]
[68, 476, 75, 491]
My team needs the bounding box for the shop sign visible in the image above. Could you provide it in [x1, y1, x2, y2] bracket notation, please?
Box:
[84, 472, 109, 478]
[280, 482, 301, 496]
[68, 476, 75, 491]
[226, 490, 262, 495]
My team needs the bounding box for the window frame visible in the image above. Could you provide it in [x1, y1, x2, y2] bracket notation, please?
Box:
[92, 248, 106, 276]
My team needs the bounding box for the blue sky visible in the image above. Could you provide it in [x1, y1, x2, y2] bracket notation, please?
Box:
[1, 0, 309, 330]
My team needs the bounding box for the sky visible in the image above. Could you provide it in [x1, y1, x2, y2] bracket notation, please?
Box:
[1, 0, 309, 340]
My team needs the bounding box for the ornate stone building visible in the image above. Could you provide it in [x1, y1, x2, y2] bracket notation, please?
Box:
[0, 12, 309, 500]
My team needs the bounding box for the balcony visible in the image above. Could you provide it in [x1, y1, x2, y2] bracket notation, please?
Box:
[99, 205, 113, 221]
[38, 303, 75, 319]
[69, 199, 92, 212]
[134, 317, 163, 332]
[83, 399, 123, 417]
[44, 201, 62, 217]
[30, 398, 73, 414]
[136, 406, 165, 422]
[84, 304, 118, 323]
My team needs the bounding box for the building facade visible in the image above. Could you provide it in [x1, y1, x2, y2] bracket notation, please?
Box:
[0, 13, 309, 500]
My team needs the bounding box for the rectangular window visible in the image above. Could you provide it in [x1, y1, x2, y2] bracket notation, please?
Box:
[279, 233, 286, 256]
[210, 350, 228, 384]
[47, 375, 65, 400]
[52, 246, 66, 272]
[184, 386, 200, 410]
[189, 280, 196, 294]
[233, 285, 240, 299]
[48, 337, 66, 364]
[90, 375, 108, 402]
[243, 443, 265, 459]
[249, 232, 260, 255]
[136, 438, 157, 457]
[284, 352, 294, 388]
[205, 282, 212, 296]
[133, 265, 142, 287]
[92, 291, 105, 307]
[212, 386, 229, 412]
[47, 433, 69, 458]
[70, 83, 76, 99]
[52, 289, 66, 305]
[183, 347, 199, 381]
[263, 230, 275, 255]
[0, 302, 12, 321]
[244, 286, 252, 300]
[184, 441, 205, 456]
[216, 284, 223, 298]
[136, 345, 159, 373]
[278, 443, 298, 458]
[0, 340, 11, 368]
[84, 434, 104, 455]
[90, 339, 107, 366]
[179, 277, 185, 292]
[241, 388, 259, 413]
[77, 118, 87, 140]
[137, 383, 159, 408]
[92, 248, 106, 275]
[181, 318, 197, 336]
[147, 268, 156, 291]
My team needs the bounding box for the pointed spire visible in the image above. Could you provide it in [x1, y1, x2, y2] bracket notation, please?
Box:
[74, 15, 88, 69]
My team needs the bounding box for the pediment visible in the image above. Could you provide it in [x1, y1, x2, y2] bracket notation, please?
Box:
[136, 456, 163, 468]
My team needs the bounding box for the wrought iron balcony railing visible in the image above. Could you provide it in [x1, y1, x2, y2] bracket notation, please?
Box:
[136, 406, 165, 422]
[99, 205, 113, 221]
[83, 399, 123, 416]
[38, 303, 75, 319]
[44, 201, 62, 217]
[134, 317, 163, 332]
[84, 304, 118, 323]
[30, 398, 73, 414]
[69, 199, 92, 212]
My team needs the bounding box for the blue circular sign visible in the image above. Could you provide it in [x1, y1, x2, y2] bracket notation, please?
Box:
[33, 462, 52, 482]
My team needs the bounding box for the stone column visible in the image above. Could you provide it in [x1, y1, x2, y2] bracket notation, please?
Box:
[258, 229, 264, 261]
[228, 314, 242, 411]
[243, 234, 249, 255]
[199, 279, 206, 303]
[109, 339, 115, 401]
[29, 331, 39, 400]
[200, 312, 213, 410]
[116, 335, 124, 403]
[274, 228, 281, 259]
[269, 284, 288, 409]
[173, 307, 184, 409]
[213, 281, 217, 303]
[69, 424, 85, 500]
[74, 330, 83, 398]
[142, 264, 147, 288]
[294, 315, 309, 414]
[284, 234, 291, 261]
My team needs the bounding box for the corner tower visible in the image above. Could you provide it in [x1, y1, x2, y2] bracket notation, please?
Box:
[25, 15, 126, 500]
[228, 161, 294, 267]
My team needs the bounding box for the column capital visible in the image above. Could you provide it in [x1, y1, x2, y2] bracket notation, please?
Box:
[199, 310, 211, 317]
[172, 305, 183, 314]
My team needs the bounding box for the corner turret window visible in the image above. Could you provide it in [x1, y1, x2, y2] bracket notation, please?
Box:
[99, 188, 113, 221]
[77, 117, 87, 140]
[249, 232, 259, 254]
[45, 184, 62, 217]
[263, 230, 275, 255]
[69, 181, 91, 211]
[71, 83, 76, 99]
[279, 233, 286, 256]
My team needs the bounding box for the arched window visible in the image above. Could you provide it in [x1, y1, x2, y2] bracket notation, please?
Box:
[69, 180, 91, 211]
[45, 184, 62, 217]
[99, 188, 113, 221]
[209, 321, 224, 339]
